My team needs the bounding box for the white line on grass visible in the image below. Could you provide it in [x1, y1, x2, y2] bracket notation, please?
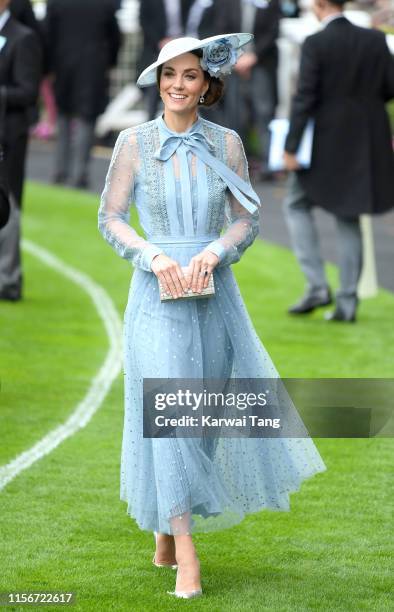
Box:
[0, 239, 123, 491]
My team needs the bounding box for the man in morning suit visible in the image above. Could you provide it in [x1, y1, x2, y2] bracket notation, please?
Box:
[0, 0, 42, 301]
[283, 0, 394, 322]
[45, 0, 121, 188]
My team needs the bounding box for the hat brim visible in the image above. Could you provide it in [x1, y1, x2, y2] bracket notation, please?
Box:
[136, 32, 253, 88]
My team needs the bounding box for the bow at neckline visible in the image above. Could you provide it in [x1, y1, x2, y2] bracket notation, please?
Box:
[154, 119, 215, 161]
[154, 116, 261, 215]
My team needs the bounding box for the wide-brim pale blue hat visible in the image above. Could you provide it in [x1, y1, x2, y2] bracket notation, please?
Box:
[136, 32, 253, 88]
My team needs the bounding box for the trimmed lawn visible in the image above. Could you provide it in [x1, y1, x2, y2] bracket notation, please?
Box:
[0, 182, 392, 611]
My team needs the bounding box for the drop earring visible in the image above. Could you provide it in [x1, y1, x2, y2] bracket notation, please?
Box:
[199, 95, 205, 104]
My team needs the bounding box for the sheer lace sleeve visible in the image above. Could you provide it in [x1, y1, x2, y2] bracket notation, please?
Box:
[98, 129, 164, 272]
[205, 131, 260, 267]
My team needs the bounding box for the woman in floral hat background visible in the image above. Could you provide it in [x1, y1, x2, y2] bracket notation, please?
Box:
[98, 33, 326, 600]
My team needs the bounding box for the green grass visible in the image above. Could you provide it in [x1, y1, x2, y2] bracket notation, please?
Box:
[0, 182, 393, 611]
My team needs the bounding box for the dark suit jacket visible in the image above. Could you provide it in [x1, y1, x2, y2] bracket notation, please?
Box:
[0, 16, 42, 142]
[138, 0, 194, 76]
[286, 17, 394, 216]
[11, 0, 48, 61]
[10, 0, 40, 34]
[45, 0, 121, 120]
[0, 15, 42, 205]
[0, 184, 9, 228]
[10, 0, 47, 120]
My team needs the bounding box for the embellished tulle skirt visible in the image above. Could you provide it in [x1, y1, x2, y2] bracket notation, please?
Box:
[120, 236, 327, 535]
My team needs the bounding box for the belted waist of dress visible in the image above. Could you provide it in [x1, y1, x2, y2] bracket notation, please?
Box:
[147, 233, 220, 245]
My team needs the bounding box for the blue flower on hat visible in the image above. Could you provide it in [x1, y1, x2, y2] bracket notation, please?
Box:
[200, 38, 239, 78]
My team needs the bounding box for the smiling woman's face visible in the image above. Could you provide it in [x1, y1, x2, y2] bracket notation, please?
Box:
[159, 52, 209, 116]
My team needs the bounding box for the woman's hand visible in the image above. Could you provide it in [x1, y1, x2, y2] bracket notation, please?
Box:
[188, 250, 219, 294]
[151, 254, 189, 299]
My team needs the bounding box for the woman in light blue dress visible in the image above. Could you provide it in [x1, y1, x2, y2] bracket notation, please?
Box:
[98, 33, 326, 599]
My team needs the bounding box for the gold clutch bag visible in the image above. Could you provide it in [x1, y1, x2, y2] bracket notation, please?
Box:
[159, 266, 215, 302]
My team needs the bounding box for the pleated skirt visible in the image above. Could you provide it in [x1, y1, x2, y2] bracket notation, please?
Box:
[120, 236, 327, 534]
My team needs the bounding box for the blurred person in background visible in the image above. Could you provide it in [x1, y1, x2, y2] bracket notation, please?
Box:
[283, 0, 394, 322]
[10, 0, 38, 32]
[185, 0, 237, 127]
[10, 0, 41, 123]
[234, 0, 281, 180]
[45, 0, 121, 189]
[0, 0, 42, 300]
[185, 0, 216, 38]
[138, 0, 195, 120]
[279, 0, 300, 18]
[10, 0, 56, 139]
[184, 0, 230, 126]
[193, 0, 281, 179]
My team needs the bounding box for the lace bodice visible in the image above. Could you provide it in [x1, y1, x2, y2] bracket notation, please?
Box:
[98, 115, 261, 272]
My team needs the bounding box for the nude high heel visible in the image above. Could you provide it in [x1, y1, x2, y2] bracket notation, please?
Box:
[167, 589, 203, 599]
[167, 556, 202, 598]
[152, 531, 178, 569]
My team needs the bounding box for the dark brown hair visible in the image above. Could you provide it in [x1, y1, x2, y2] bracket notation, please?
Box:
[156, 48, 224, 108]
